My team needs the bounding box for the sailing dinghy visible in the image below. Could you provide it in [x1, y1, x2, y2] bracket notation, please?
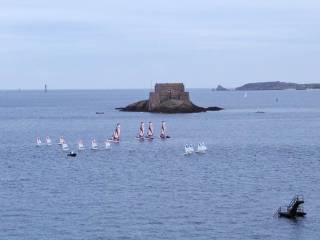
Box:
[36, 137, 42, 146]
[108, 123, 120, 143]
[105, 141, 111, 149]
[62, 142, 69, 151]
[160, 121, 170, 139]
[136, 122, 145, 140]
[46, 136, 52, 145]
[146, 122, 154, 140]
[91, 138, 98, 150]
[184, 144, 194, 155]
[196, 142, 207, 153]
[78, 140, 85, 150]
[58, 136, 64, 145]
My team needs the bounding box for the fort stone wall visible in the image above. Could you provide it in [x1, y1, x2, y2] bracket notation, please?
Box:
[148, 83, 190, 111]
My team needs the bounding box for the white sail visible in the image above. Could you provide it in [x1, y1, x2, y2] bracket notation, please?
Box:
[91, 138, 98, 150]
[184, 144, 194, 155]
[110, 123, 120, 142]
[196, 142, 207, 153]
[105, 141, 111, 149]
[78, 140, 85, 150]
[138, 122, 144, 138]
[116, 124, 120, 139]
[36, 137, 42, 146]
[46, 136, 52, 145]
[160, 121, 166, 139]
[202, 142, 207, 151]
[58, 136, 64, 145]
[147, 122, 153, 138]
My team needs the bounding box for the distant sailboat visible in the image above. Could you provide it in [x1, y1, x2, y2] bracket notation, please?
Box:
[196, 142, 207, 153]
[36, 137, 42, 146]
[91, 138, 98, 150]
[62, 142, 69, 151]
[244, 92, 248, 98]
[184, 144, 194, 155]
[136, 122, 145, 140]
[46, 136, 52, 145]
[44, 84, 47, 93]
[105, 141, 111, 149]
[78, 140, 85, 150]
[160, 121, 170, 139]
[58, 136, 64, 145]
[109, 123, 120, 143]
[146, 122, 154, 139]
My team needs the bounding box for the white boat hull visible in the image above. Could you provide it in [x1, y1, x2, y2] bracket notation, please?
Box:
[91, 145, 98, 150]
[62, 144, 69, 151]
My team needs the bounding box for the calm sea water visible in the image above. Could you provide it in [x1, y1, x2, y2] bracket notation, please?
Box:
[0, 89, 320, 240]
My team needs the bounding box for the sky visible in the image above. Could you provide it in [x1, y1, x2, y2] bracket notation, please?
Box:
[1, 0, 320, 89]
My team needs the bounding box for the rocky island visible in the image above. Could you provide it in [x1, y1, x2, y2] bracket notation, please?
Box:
[117, 83, 223, 113]
[215, 85, 229, 91]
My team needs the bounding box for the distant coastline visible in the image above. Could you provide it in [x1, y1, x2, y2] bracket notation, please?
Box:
[213, 81, 320, 91]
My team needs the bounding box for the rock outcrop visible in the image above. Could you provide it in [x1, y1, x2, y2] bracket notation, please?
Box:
[215, 85, 229, 91]
[117, 83, 223, 113]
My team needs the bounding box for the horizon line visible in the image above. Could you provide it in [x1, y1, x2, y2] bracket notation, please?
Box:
[0, 87, 216, 91]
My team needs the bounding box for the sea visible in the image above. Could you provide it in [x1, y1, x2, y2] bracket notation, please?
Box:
[0, 89, 319, 240]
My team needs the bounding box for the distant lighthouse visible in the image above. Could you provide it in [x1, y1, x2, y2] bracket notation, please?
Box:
[44, 84, 47, 93]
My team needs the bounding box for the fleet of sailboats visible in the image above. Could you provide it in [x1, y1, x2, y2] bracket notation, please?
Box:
[196, 142, 207, 153]
[35, 121, 207, 155]
[185, 142, 207, 155]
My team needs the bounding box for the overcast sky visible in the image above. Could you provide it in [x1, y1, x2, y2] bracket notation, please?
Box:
[1, 0, 320, 89]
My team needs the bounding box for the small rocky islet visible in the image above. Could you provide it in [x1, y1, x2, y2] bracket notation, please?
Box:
[116, 83, 223, 113]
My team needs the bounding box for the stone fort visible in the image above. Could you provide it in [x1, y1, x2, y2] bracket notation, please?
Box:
[148, 83, 190, 111]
